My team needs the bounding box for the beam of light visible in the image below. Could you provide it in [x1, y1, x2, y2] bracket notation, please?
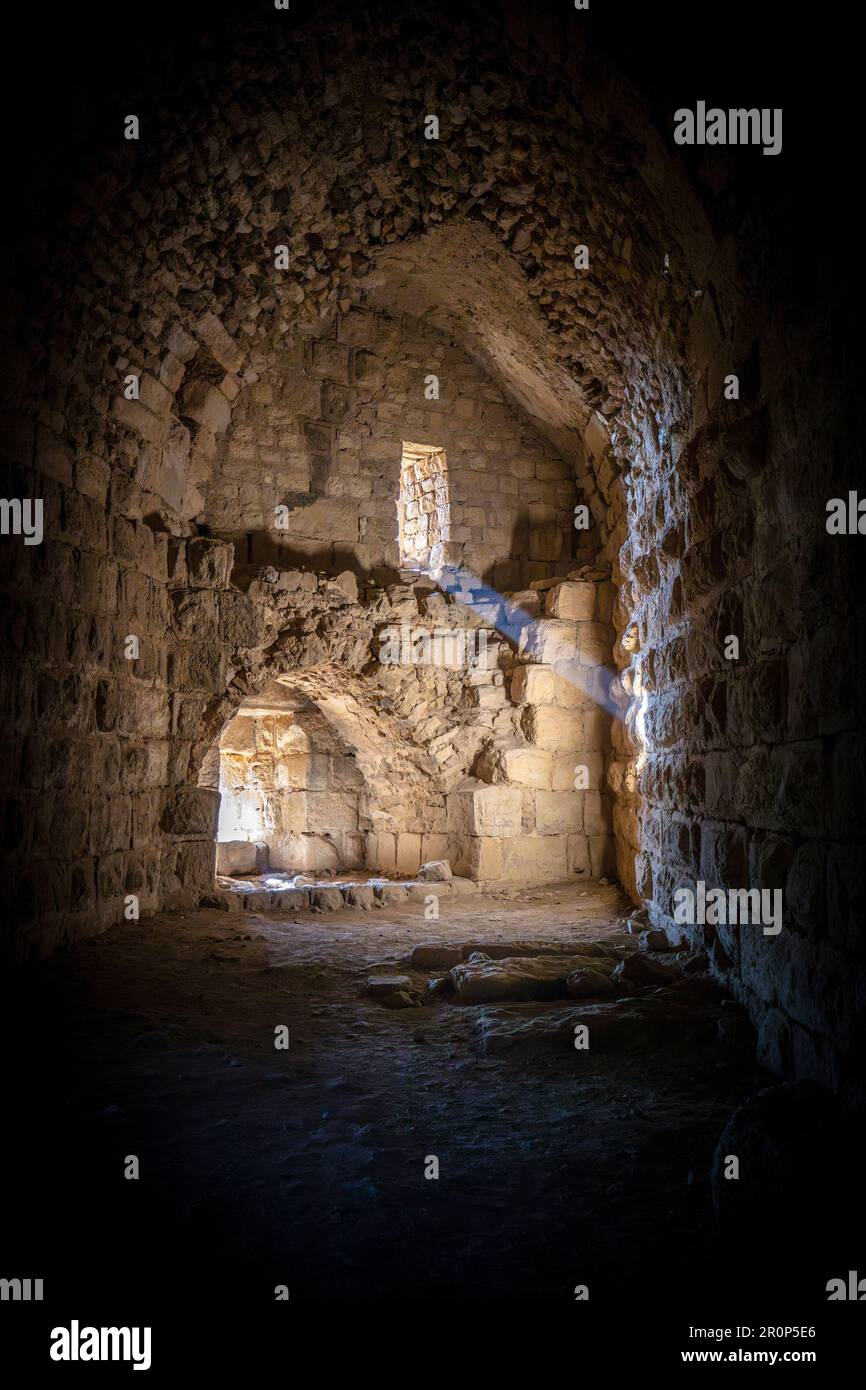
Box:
[632, 653, 650, 773]
[424, 561, 626, 720]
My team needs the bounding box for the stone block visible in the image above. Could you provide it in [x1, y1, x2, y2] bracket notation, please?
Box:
[414, 859, 449, 885]
[272, 790, 303, 837]
[499, 745, 553, 789]
[195, 312, 244, 373]
[339, 832, 366, 868]
[89, 797, 132, 856]
[218, 722, 255, 756]
[369, 831, 397, 874]
[171, 589, 219, 639]
[582, 706, 612, 750]
[344, 886, 376, 909]
[283, 497, 360, 544]
[139, 373, 173, 418]
[552, 750, 605, 791]
[186, 537, 233, 588]
[524, 619, 579, 666]
[402, 881, 444, 904]
[544, 582, 596, 621]
[51, 800, 89, 859]
[322, 568, 358, 604]
[567, 834, 591, 875]
[511, 664, 582, 708]
[450, 953, 591, 1004]
[578, 621, 612, 667]
[219, 590, 263, 649]
[216, 840, 258, 875]
[161, 788, 219, 838]
[521, 705, 583, 750]
[270, 888, 311, 912]
[170, 839, 216, 893]
[459, 836, 505, 880]
[311, 339, 352, 382]
[396, 832, 422, 875]
[588, 834, 616, 878]
[181, 380, 231, 434]
[535, 790, 583, 835]
[375, 884, 410, 905]
[166, 539, 187, 586]
[501, 834, 568, 885]
[311, 887, 343, 911]
[582, 791, 612, 836]
[303, 792, 358, 834]
[272, 368, 320, 415]
[597, 582, 615, 624]
[274, 753, 329, 790]
[412, 942, 464, 969]
[528, 503, 563, 561]
[269, 833, 339, 874]
[421, 833, 449, 862]
[112, 396, 166, 447]
[447, 782, 523, 838]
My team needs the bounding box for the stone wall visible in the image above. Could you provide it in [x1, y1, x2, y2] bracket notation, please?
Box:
[460, 572, 616, 885]
[613, 316, 865, 1099]
[201, 308, 578, 588]
[0, 453, 173, 952]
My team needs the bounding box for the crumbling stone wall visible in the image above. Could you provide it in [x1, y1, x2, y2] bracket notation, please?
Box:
[170, 549, 616, 894]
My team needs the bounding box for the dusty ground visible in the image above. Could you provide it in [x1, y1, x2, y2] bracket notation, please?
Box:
[3, 881, 778, 1306]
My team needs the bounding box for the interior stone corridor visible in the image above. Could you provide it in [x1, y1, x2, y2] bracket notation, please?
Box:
[0, 0, 863, 1361]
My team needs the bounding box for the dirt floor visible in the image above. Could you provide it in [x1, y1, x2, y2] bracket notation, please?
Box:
[4, 878, 801, 1313]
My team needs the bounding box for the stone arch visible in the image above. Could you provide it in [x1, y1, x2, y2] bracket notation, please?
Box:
[157, 522, 622, 909]
[14, 1, 734, 522]
[194, 660, 445, 809]
[159, 571, 453, 905]
[197, 663, 448, 886]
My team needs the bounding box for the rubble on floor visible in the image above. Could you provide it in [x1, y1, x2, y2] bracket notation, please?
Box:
[448, 949, 619, 1003]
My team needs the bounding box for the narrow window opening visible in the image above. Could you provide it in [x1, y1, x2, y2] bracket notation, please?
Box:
[397, 441, 450, 571]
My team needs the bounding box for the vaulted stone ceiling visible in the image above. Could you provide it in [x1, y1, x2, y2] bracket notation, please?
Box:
[360, 222, 607, 512]
[13, 0, 738, 543]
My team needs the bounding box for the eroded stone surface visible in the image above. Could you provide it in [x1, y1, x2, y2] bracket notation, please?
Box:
[450, 952, 605, 1003]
